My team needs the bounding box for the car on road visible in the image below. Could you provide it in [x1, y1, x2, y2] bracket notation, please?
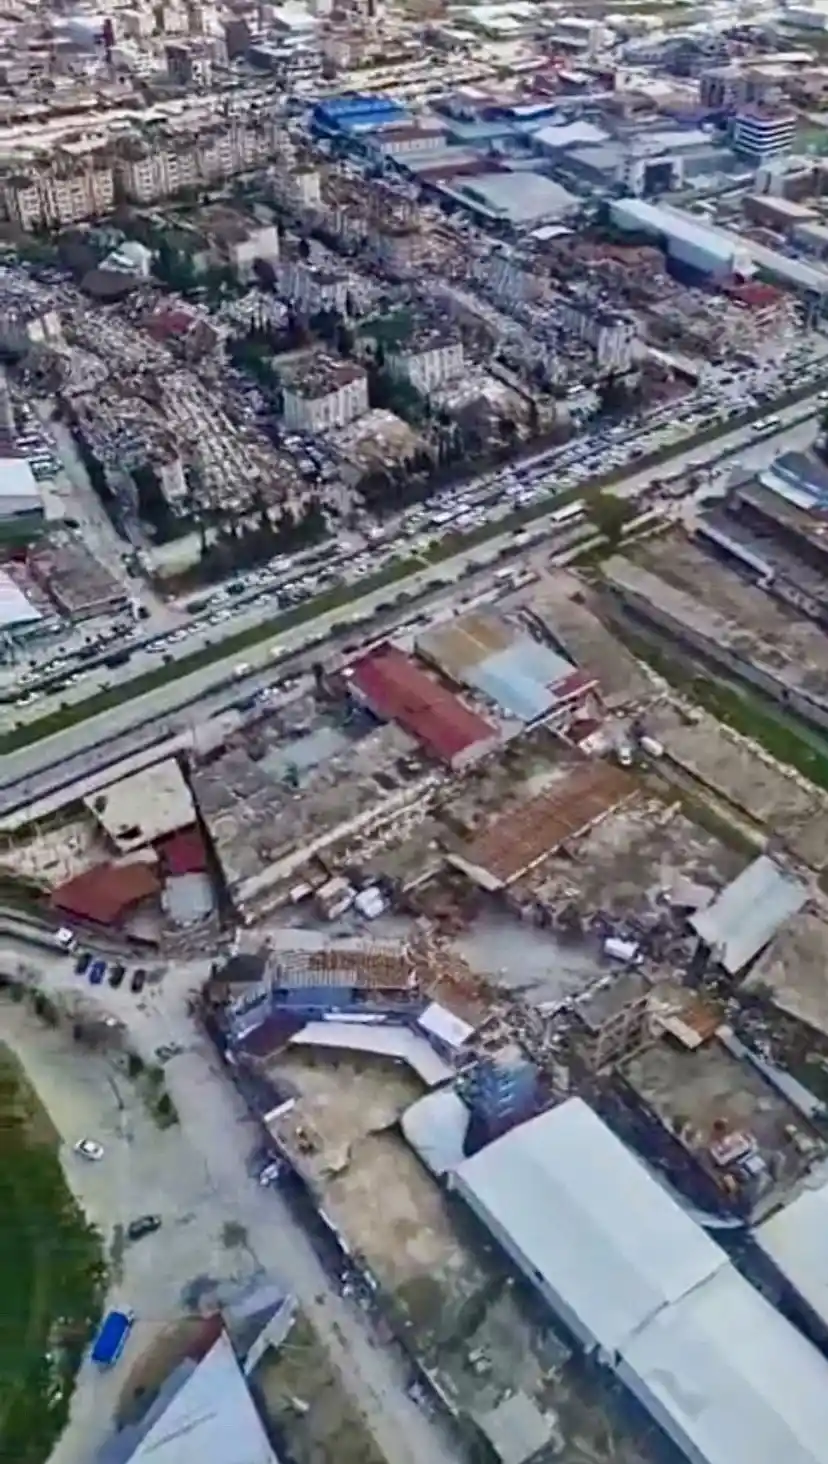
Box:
[109, 962, 126, 988]
[88, 958, 107, 985]
[74, 1137, 104, 1160]
[75, 951, 92, 975]
[127, 1214, 162, 1240]
[130, 968, 147, 993]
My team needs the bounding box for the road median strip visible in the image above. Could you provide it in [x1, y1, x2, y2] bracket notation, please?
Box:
[3, 378, 826, 758]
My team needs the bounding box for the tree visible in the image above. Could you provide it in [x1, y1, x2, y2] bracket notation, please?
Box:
[589, 490, 636, 547]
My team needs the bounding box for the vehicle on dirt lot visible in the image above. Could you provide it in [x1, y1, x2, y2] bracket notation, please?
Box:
[75, 1137, 104, 1161]
[127, 1215, 162, 1240]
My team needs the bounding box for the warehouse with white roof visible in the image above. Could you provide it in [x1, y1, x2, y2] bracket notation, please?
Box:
[451, 1099, 828, 1464]
[451, 1097, 726, 1357]
[755, 1177, 828, 1334]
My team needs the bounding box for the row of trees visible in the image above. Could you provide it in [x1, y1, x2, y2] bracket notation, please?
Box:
[193, 496, 327, 581]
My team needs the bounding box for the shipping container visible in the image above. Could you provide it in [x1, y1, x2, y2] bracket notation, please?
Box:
[91, 1309, 134, 1367]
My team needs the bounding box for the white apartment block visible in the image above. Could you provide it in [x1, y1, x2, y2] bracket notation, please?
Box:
[231, 224, 280, 279]
[2, 161, 114, 229]
[488, 253, 541, 307]
[388, 336, 464, 395]
[116, 122, 280, 203]
[558, 297, 640, 372]
[282, 358, 368, 433]
[276, 258, 349, 314]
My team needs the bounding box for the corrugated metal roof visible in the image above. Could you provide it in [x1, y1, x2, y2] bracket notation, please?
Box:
[619, 1262, 828, 1464]
[690, 855, 807, 975]
[611, 198, 828, 293]
[418, 613, 584, 723]
[755, 1179, 828, 1328]
[288, 1020, 453, 1087]
[346, 643, 495, 763]
[535, 120, 609, 149]
[610, 199, 743, 270]
[52, 860, 160, 924]
[117, 1332, 279, 1464]
[465, 642, 583, 722]
[401, 1089, 470, 1176]
[453, 1098, 727, 1355]
[0, 569, 41, 628]
[454, 172, 579, 223]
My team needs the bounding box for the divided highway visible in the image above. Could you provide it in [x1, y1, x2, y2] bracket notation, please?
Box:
[0, 401, 819, 818]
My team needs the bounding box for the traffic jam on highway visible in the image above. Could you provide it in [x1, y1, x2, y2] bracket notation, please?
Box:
[4, 342, 827, 734]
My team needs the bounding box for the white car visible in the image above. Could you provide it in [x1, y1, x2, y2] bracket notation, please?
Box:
[74, 1138, 104, 1161]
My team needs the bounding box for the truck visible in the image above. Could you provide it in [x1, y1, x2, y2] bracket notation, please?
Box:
[91, 1308, 134, 1367]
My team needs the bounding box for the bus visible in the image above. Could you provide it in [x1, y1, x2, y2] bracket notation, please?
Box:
[548, 500, 586, 528]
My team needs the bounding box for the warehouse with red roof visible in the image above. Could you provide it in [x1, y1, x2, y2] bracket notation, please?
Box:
[344, 643, 498, 768]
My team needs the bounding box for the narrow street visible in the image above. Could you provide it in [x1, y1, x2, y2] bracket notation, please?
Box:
[3, 937, 461, 1464]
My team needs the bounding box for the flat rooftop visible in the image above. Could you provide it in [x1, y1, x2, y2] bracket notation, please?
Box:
[603, 538, 828, 708]
[84, 758, 195, 853]
[281, 351, 366, 400]
[648, 704, 828, 871]
[746, 911, 828, 1041]
[192, 709, 433, 913]
[525, 572, 654, 710]
[622, 1032, 823, 1219]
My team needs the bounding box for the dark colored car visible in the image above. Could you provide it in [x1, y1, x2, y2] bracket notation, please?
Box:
[88, 959, 107, 985]
[109, 962, 126, 988]
[127, 1215, 161, 1241]
[75, 951, 92, 975]
[130, 968, 147, 994]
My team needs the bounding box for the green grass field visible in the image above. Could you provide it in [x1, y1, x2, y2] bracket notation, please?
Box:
[0, 1046, 105, 1464]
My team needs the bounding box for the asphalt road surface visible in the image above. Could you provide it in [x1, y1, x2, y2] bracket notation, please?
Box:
[0, 401, 819, 814]
[3, 933, 460, 1464]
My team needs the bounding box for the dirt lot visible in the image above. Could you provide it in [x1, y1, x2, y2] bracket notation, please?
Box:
[269, 1052, 486, 1329]
[254, 1311, 387, 1464]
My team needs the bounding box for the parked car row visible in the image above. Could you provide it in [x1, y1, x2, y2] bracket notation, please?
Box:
[74, 951, 147, 993]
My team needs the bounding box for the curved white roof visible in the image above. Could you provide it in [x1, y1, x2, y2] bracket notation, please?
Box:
[452, 1097, 727, 1355]
[755, 1176, 828, 1328]
[620, 1263, 828, 1464]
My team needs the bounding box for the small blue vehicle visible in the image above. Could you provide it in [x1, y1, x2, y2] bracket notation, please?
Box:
[88, 959, 107, 985]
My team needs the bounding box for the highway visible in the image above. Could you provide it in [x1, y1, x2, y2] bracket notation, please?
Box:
[0, 401, 819, 816]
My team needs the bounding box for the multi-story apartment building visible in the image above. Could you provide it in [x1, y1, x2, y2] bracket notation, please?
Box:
[699, 65, 778, 110]
[281, 353, 368, 433]
[275, 255, 350, 314]
[115, 119, 282, 203]
[730, 106, 796, 163]
[487, 251, 542, 307]
[388, 326, 464, 395]
[2, 152, 114, 229]
[558, 293, 640, 372]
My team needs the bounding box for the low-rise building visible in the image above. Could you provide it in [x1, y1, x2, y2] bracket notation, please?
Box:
[281, 352, 368, 432]
[0, 458, 43, 542]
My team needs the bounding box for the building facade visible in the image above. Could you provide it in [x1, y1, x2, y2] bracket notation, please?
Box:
[388, 334, 464, 395]
[731, 107, 796, 163]
[2, 156, 114, 229]
[281, 359, 368, 432]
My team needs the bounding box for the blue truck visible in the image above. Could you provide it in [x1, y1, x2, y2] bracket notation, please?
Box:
[91, 1308, 134, 1367]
